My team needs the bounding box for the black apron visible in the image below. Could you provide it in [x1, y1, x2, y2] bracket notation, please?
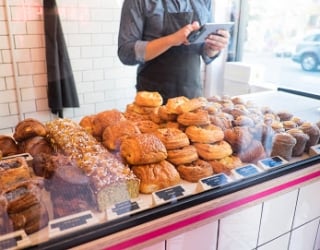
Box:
[137, 0, 203, 104]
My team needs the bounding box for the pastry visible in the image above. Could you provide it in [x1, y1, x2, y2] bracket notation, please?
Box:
[271, 132, 297, 160]
[0, 157, 32, 190]
[287, 128, 309, 156]
[0, 135, 19, 156]
[177, 109, 210, 126]
[177, 159, 213, 182]
[232, 115, 255, 127]
[133, 120, 159, 133]
[13, 118, 47, 142]
[18, 136, 53, 156]
[102, 120, 141, 151]
[277, 111, 293, 121]
[224, 126, 253, 153]
[131, 160, 180, 194]
[46, 118, 140, 211]
[282, 120, 297, 130]
[79, 115, 95, 135]
[92, 109, 126, 138]
[194, 140, 233, 160]
[153, 127, 190, 150]
[167, 145, 198, 166]
[209, 155, 242, 174]
[176, 97, 207, 114]
[120, 133, 167, 165]
[134, 91, 163, 107]
[158, 105, 178, 121]
[299, 122, 320, 152]
[185, 124, 224, 144]
[237, 139, 266, 163]
[126, 103, 157, 116]
[165, 96, 190, 114]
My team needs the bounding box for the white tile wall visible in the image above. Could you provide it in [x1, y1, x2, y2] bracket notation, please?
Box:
[257, 233, 290, 250]
[0, 0, 137, 133]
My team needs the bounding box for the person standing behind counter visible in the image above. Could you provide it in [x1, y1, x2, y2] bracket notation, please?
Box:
[117, 0, 230, 104]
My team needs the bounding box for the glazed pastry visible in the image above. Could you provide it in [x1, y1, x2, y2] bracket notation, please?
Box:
[13, 118, 47, 142]
[158, 105, 178, 121]
[134, 91, 163, 107]
[0, 135, 19, 156]
[282, 120, 297, 130]
[232, 115, 255, 127]
[177, 109, 210, 126]
[194, 140, 233, 160]
[271, 121, 285, 133]
[132, 160, 180, 194]
[167, 145, 198, 166]
[287, 128, 309, 156]
[153, 127, 190, 150]
[177, 159, 213, 182]
[102, 120, 141, 151]
[185, 124, 224, 144]
[271, 132, 297, 160]
[126, 103, 157, 115]
[299, 122, 320, 152]
[120, 133, 167, 165]
[209, 155, 242, 174]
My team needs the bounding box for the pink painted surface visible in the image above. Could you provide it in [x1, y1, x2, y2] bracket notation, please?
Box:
[105, 170, 320, 250]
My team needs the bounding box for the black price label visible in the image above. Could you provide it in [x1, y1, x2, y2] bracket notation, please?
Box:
[50, 213, 93, 231]
[0, 235, 22, 249]
[155, 186, 185, 201]
[112, 200, 140, 215]
[235, 164, 259, 177]
[201, 174, 229, 188]
[261, 156, 284, 168]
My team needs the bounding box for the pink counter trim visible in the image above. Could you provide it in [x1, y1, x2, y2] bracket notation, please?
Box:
[105, 170, 320, 250]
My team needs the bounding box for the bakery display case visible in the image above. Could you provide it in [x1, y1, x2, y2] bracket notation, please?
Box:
[0, 90, 319, 250]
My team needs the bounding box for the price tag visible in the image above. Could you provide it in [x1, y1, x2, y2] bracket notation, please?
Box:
[197, 173, 232, 192]
[2, 153, 33, 162]
[152, 185, 186, 205]
[258, 156, 288, 170]
[309, 144, 320, 156]
[231, 164, 261, 179]
[106, 200, 148, 220]
[0, 230, 30, 250]
[49, 210, 98, 238]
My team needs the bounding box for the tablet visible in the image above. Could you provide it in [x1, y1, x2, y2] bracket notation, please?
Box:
[188, 22, 234, 44]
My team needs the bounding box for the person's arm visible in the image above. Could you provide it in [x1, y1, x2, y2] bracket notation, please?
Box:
[144, 22, 200, 61]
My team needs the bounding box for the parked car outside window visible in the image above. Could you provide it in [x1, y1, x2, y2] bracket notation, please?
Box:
[291, 30, 320, 71]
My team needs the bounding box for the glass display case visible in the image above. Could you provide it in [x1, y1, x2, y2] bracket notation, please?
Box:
[0, 90, 319, 250]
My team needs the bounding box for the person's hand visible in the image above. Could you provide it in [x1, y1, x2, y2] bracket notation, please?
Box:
[204, 30, 230, 58]
[170, 21, 201, 46]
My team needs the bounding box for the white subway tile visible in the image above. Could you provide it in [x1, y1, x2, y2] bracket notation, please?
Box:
[5, 76, 15, 89]
[294, 180, 320, 227]
[19, 100, 36, 113]
[1, 50, 12, 63]
[81, 46, 103, 58]
[11, 21, 27, 34]
[0, 103, 10, 115]
[258, 190, 298, 245]
[36, 98, 49, 111]
[218, 204, 262, 250]
[0, 21, 8, 35]
[0, 114, 19, 129]
[26, 21, 43, 34]
[0, 7, 5, 21]
[167, 221, 218, 250]
[289, 219, 319, 250]
[71, 58, 93, 71]
[257, 233, 290, 250]
[17, 75, 33, 88]
[15, 34, 43, 48]
[91, 9, 113, 21]
[84, 91, 105, 104]
[0, 77, 5, 90]
[0, 89, 16, 103]
[0, 36, 10, 49]
[13, 49, 31, 62]
[18, 61, 45, 75]
[30, 47, 45, 61]
[82, 69, 103, 82]
[9, 102, 18, 114]
[33, 73, 47, 86]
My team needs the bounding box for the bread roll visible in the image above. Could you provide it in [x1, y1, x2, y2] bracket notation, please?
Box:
[18, 136, 53, 156]
[209, 155, 242, 174]
[120, 133, 167, 165]
[176, 97, 207, 114]
[177, 109, 210, 126]
[166, 96, 190, 114]
[132, 160, 180, 194]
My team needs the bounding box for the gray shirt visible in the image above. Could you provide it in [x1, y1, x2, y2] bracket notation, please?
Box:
[118, 0, 214, 66]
